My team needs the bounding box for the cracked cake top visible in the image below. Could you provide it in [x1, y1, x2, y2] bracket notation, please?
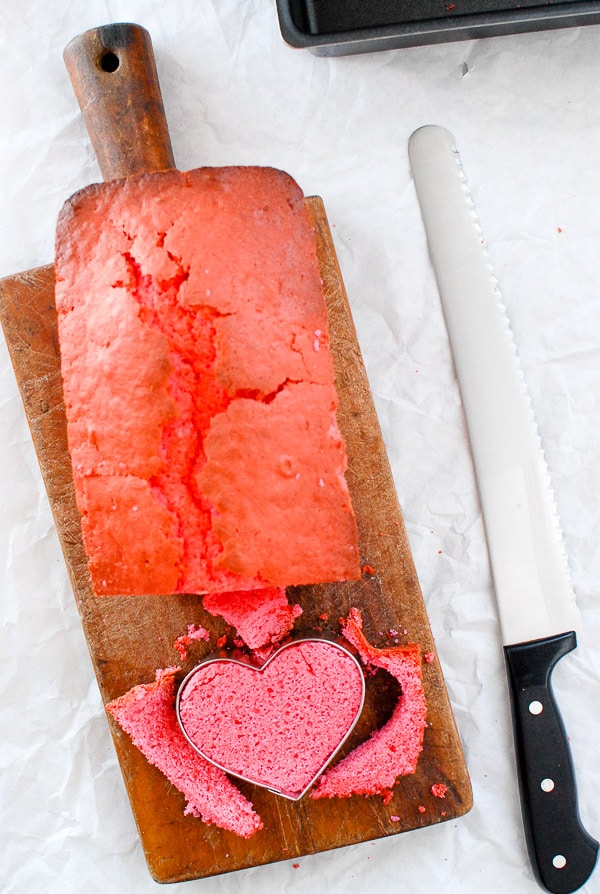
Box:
[55, 166, 360, 596]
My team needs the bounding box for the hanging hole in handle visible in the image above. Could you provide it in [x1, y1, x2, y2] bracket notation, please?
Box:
[98, 50, 120, 73]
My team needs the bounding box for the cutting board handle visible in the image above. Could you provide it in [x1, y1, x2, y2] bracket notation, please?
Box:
[63, 23, 175, 180]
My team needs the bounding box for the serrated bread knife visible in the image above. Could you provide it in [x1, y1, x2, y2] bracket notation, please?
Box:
[408, 125, 598, 894]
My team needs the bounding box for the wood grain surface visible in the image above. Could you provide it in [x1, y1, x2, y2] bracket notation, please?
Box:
[0, 23, 471, 883]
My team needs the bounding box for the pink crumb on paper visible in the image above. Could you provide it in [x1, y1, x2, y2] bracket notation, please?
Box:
[174, 623, 210, 660]
[431, 783, 448, 799]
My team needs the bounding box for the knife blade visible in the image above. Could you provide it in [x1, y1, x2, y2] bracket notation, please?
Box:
[408, 124, 597, 894]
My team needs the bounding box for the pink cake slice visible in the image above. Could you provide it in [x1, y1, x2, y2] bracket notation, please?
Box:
[55, 166, 360, 595]
[177, 640, 365, 800]
[202, 587, 302, 651]
[105, 667, 263, 838]
[311, 608, 427, 799]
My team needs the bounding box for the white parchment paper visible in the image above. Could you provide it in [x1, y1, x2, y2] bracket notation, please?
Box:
[2, 3, 600, 892]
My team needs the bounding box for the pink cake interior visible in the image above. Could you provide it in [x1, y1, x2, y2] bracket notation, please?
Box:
[106, 667, 263, 838]
[177, 639, 365, 799]
[311, 609, 427, 799]
[55, 166, 360, 596]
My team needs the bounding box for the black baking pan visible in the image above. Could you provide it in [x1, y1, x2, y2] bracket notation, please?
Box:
[275, 0, 600, 55]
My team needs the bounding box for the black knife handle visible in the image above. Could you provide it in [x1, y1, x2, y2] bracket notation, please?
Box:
[505, 633, 598, 893]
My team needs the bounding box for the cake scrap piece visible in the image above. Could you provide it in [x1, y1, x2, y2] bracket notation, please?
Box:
[202, 587, 302, 651]
[106, 667, 263, 838]
[55, 166, 360, 596]
[311, 608, 427, 799]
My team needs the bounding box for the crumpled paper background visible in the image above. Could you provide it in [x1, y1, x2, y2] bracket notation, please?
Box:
[2, 2, 600, 892]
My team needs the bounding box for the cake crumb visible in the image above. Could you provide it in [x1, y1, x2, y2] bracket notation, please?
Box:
[431, 783, 448, 799]
[174, 624, 210, 661]
[362, 564, 376, 575]
[390, 814, 401, 823]
[424, 652, 435, 663]
[418, 805, 426, 813]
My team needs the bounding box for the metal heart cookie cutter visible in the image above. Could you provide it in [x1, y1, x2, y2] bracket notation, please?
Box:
[175, 637, 366, 800]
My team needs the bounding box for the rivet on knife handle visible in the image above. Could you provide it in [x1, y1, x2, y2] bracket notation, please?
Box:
[63, 23, 175, 180]
[408, 125, 598, 893]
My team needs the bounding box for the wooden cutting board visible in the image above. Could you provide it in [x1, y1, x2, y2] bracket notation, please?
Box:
[0, 23, 471, 884]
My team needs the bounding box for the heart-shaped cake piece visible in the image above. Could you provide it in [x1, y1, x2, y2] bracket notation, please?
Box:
[176, 639, 365, 800]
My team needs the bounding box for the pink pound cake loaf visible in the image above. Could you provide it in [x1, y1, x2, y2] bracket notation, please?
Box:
[55, 166, 360, 596]
[106, 667, 263, 838]
[177, 639, 365, 800]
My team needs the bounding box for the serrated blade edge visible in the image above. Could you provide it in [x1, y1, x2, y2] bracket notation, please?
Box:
[408, 125, 580, 646]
